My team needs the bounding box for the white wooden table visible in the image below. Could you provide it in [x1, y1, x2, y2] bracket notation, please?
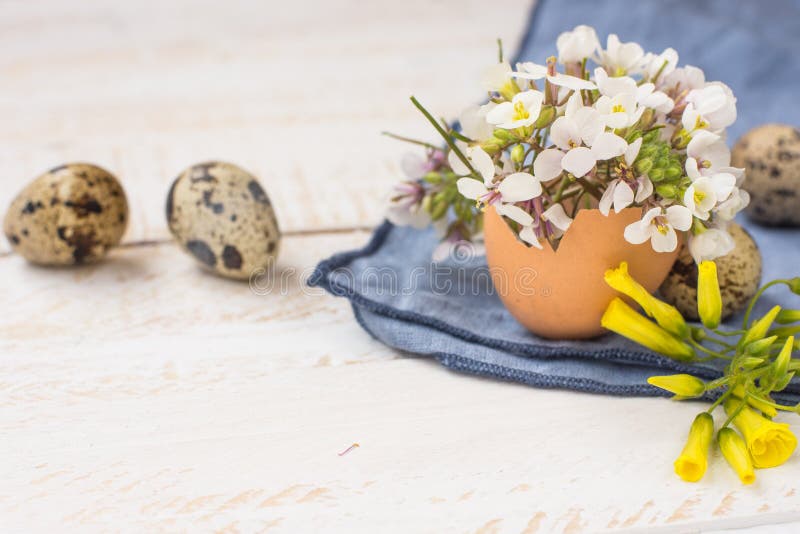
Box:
[2, 2, 799, 532]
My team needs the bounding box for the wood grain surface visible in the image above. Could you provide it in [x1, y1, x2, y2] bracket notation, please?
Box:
[2, 1, 799, 532]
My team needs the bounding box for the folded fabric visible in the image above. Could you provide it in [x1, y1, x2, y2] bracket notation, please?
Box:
[310, 0, 800, 401]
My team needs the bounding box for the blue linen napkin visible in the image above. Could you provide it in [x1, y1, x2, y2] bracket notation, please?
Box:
[310, 0, 800, 400]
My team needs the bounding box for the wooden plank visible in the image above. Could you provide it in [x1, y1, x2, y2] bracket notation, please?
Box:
[0, 0, 533, 253]
[1, 236, 800, 532]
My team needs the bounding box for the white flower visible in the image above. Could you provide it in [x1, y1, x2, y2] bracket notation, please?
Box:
[481, 61, 514, 93]
[448, 145, 495, 183]
[532, 148, 567, 182]
[682, 82, 737, 133]
[513, 62, 597, 90]
[623, 205, 692, 253]
[459, 103, 496, 141]
[685, 130, 731, 178]
[598, 34, 645, 75]
[519, 225, 543, 249]
[594, 68, 638, 97]
[664, 65, 706, 94]
[595, 92, 643, 128]
[683, 173, 736, 220]
[556, 25, 600, 63]
[386, 181, 431, 229]
[599, 138, 652, 215]
[457, 171, 542, 217]
[688, 227, 735, 263]
[642, 47, 679, 82]
[715, 188, 750, 221]
[636, 83, 674, 114]
[486, 90, 544, 129]
[542, 204, 573, 234]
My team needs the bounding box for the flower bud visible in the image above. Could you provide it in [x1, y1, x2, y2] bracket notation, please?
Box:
[731, 386, 777, 418]
[510, 144, 525, 164]
[634, 158, 653, 175]
[738, 356, 766, 370]
[604, 262, 688, 337]
[638, 108, 656, 129]
[647, 374, 706, 398]
[533, 105, 556, 128]
[649, 168, 665, 182]
[429, 198, 449, 220]
[674, 413, 713, 482]
[741, 305, 782, 347]
[789, 278, 800, 295]
[656, 184, 679, 199]
[423, 172, 442, 184]
[601, 298, 695, 361]
[718, 428, 755, 485]
[492, 129, 516, 142]
[772, 336, 795, 380]
[697, 261, 722, 329]
[774, 371, 795, 392]
[745, 336, 778, 355]
[776, 309, 800, 324]
[664, 164, 683, 181]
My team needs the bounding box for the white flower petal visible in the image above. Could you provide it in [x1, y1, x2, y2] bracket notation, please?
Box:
[548, 73, 596, 90]
[651, 225, 678, 252]
[519, 225, 543, 248]
[710, 172, 736, 202]
[542, 204, 573, 231]
[496, 203, 534, 226]
[456, 177, 488, 200]
[471, 147, 496, 185]
[635, 176, 653, 202]
[533, 149, 565, 181]
[666, 205, 693, 231]
[561, 147, 596, 177]
[598, 180, 616, 216]
[513, 62, 547, 80]
[612, 181, 634, 213]
[498, 172, 542, 202]
[624, 137, 642, 166]
[550, 117, 579, 151]
[485, 102, 514, 126]
[448, 149, 471, 176]
[623, 220, 651, 245]
[591, 132, 628, 160]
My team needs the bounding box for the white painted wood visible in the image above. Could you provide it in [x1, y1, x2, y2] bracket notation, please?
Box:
[2, 237, 800, 533]
[0, 0, 532, 252]
[3, 1, 800, 532]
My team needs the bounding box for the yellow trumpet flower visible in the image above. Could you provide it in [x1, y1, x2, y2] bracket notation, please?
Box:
[604, 262, 688, 337]
[718, 428, 755, 485]
[674, 413, 714, 482]
[697, 260, 722, 329]
[724, 399, 798, 468]
[601, 298, 695, 361]
[647, 374, 706, 398]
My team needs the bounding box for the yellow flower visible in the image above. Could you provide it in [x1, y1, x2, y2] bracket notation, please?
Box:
[732, 386, 777, 418]
[697, 260, 722, 329]
[718, 428, 755, 485]
[601, 298, 695, 361]
[741, 305, 782, 347]
[604, 262, 688, 337]
[674, 413, 714, 482]
[724, 399, 798, 468]
[647, 374, 706, 398]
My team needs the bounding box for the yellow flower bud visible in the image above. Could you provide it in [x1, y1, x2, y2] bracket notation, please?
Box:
[718, 428, 755, 485]
[601, 298, 695, 361]
[724, 399, 798, 468]
[741, 305, 782, 347]
[604, 262, 688, 337]
[697, 261, 722, 329]
[776, 309, 800, 324]
[773, 336, 795, 380]
[731, 386, 778, 418]
[647, 374, 706, 398]
[674, 413, 714, 482]
[744, 336, 778, 356]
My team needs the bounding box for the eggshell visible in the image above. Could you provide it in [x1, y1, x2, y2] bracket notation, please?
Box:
[483, 206, 680, 339]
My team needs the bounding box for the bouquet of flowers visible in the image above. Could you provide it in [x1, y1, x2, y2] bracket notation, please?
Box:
[387, 25, 749, 263]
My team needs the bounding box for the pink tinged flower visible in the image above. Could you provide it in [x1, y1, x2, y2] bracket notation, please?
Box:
[485, 90, 544, 129]
[689, 227, 735, 263]
[599, 34, 645, 75]
[386, 181, 430, 229]
[683, 173, 737, 220]
[556, 25, 600, 64]
[685, 130, 732, 178]
[513, 62, 597, 91]
[682, 82, 737, 133]
[665, 65, 706, 92]
[624, 205, 692, 253]
[457, 172, 542, 209]
[599, 138, 649, 215]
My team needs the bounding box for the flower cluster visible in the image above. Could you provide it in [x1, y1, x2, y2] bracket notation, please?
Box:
[386, 26, 748, 262]
[602, 260, 800, 485]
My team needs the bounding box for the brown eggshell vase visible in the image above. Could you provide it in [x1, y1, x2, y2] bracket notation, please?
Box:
[483, 205, 680, 339]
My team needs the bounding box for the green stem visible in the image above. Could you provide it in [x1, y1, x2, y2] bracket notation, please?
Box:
[707, 388, 734, 414]
[742, 279, 789, 329]
[382, 131, 439, 150]
[689, 338, 732, 360]
[410, 96, 474, 175]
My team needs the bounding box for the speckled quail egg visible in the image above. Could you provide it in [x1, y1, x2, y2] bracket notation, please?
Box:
[166, 161, 281, 280]
[659, 224, 762, 321]
[3, 163, 128, 265]
[732, 124, 800, 226]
